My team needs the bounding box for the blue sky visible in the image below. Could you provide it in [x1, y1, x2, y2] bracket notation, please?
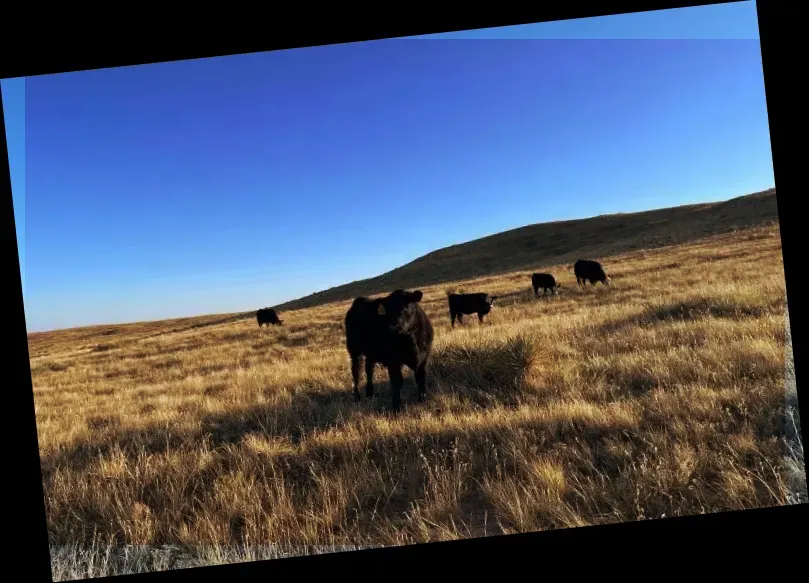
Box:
[3, 1, 774, 332]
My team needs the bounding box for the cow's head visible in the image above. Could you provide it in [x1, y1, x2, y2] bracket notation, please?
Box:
[377, 289, 424, 331]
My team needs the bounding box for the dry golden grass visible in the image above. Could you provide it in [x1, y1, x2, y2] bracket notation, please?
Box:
[30, 222, 804, 580]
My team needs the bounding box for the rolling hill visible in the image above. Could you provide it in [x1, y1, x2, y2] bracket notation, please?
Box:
[275, 187, 779, 312]
[25, 187, 779, 342]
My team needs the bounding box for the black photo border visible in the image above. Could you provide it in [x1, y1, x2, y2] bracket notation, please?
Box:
[1, 0, 803, 581]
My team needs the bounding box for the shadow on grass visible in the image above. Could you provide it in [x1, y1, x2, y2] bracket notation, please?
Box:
[57, 404, 638, 546]
[201, 385, 359, 448]
[277, 334, 312, 349]
[42, 354, 653, 548]
[41, 373, 407, 480]
[40, 333, 548, 478]
[492, 289, 537, 306]
[599, 297, 783, 335]
[298, 404, 640, 535]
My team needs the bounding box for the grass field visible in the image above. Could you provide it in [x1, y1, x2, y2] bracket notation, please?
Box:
[28, 203, 804, 579]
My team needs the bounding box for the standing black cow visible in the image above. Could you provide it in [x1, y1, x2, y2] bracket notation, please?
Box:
[446, 291, 498, 328]
[256, 307, 283, 327]
[344, 289, 434, 412]
[531, 272, 561, 296]
[573, 259, 611, 287]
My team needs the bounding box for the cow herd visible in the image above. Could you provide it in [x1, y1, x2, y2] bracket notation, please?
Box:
[255, 259, 612, 412]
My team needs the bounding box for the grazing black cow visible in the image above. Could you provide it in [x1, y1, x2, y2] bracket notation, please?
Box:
[344, 289, 434, 412]
[573, 259, 611, 287]
[446, 291, 498, 328]
[256, 307, 283, 327]
[531, 272, 561, 296]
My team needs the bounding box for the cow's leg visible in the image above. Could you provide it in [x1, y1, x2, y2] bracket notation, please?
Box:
[388, 364, 404, 412]
[415, 361, 428, 403]
[450, 311, 456, 328]
[457, 314, 464, 325]
[478, 313, 484, 323]
[365, 358, 376, 397]
[351, 355, 362, 401]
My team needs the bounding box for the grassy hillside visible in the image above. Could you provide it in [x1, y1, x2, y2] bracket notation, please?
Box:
[274, 187, 779, 312]
[28, 218, 804, 580]
[25, 188, 779, 344]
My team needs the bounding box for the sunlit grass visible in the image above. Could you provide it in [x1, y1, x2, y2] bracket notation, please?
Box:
[30, 223, 803, 580]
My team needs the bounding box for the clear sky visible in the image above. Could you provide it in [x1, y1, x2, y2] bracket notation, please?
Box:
[3, 1, 774, 332]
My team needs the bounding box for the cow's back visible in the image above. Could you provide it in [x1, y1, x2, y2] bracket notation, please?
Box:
[345, 297, 384, 354]
[575, 259, 596, 274]
[533, 273, 555, 285]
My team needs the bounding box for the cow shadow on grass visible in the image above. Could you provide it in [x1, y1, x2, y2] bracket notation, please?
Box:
[39, 336, 544, 483]
[40, 340, 660, 546]
[41, 369, 428, 478]
[492, 288, 537, 307]
[39, 384, 360, 475]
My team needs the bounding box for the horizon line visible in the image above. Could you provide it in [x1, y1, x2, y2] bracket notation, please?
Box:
[25, 185, 777, 335]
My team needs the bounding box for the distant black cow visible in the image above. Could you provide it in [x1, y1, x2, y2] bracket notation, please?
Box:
[532, 273, 561, 296]
[573, 259, 611, 287]
[344, 289, 434, 412]
[256, 307, 283, 327]
[446, 291, 498, 327]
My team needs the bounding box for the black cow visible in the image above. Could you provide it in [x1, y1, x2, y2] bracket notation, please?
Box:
[446, 291, 498, 328]
[531, 272, 561, 296]
[344, 289, 434, 412]
[256, 307, 283, 327]
[573, 259, 611, 287]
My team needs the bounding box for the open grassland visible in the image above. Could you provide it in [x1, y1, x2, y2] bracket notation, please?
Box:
[30, 221, 804, 580]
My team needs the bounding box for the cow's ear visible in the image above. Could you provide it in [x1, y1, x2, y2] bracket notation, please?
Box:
[378, 304, 386, 316]
[411, 290, 423, 302]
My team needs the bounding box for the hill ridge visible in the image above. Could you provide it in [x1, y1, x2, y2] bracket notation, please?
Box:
[26, 187, 778, 336]
[274, 187, 778, 312]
